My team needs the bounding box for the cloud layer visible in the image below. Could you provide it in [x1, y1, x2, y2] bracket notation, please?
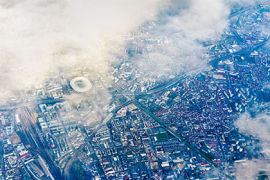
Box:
[235, 112, 270, 156]
[169, 0, 230, 40]
[129, 0, 231, 80]
[235, 159, 270, 180]
[0, 0, 259, 95]
[0, 0, 163, 94]
[234, 109, 270, 179]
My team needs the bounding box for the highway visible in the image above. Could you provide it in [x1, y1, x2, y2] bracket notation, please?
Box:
[5, 38, 267, 179]
[63, 100, 132, 179]
[131, 100, 219, 167]
[98, 75, 235, 179]
[5, 16, 270, 178]
[112, 36, 270, 97]
[112, 68, 203, 96]
[90, 68, 223, 169]
[229, 6, 253, 18]
[96, 61, 235, 178]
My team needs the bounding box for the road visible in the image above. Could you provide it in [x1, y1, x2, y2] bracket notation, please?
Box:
[112, 35, 270, 97]
[132, 100, 220, 166]
[96, 63, 235, 178]
[229, 6, 253, 18]
[4, 36, 266, 179]
[87, 68, 222, 168]
[101, 76, 235, 178]
[55, 111, 74, 150]
[112, 68, 203, 96]
[5, 12, 269, 178]
[63, 100, 132, 179]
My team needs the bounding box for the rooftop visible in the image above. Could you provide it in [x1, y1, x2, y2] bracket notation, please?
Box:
[70, 77, 92, 93]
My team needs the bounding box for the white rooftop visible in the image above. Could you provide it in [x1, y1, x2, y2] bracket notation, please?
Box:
[70, 77, 92, 93]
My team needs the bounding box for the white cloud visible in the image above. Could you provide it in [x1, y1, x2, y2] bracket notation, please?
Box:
[234, 110, 270, 179]
[169, 0, 230, 40]
[235, 112, 270, 156]
[132, 0, 230, 80]
[0, 0, 164, 94]
[235, 159, 270, 180]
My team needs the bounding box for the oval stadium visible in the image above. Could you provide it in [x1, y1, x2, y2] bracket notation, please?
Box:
[70, 77, 92, 93]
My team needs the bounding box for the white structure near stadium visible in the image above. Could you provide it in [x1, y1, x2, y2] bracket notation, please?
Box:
[70, 77, 92, 93]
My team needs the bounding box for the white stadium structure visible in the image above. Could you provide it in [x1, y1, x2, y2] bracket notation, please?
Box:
[70, 77, 92, 93]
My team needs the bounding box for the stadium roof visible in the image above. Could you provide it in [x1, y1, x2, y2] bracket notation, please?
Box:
[70, 77, 92, 93]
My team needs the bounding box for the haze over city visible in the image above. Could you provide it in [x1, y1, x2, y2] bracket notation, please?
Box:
[0, 0, 270, 179]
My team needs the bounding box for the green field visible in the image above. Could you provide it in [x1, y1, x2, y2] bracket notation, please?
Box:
[69, 161, 88, 180]
[156, 133, 167, 139]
